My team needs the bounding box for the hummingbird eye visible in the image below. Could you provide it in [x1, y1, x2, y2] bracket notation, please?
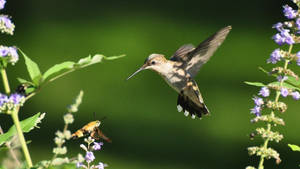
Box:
[151, 61, 156, 65]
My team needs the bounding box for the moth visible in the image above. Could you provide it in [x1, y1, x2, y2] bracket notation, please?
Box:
[71, 120, 111, 143]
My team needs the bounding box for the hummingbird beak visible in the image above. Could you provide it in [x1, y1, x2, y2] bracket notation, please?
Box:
[126, 65, 146, 80]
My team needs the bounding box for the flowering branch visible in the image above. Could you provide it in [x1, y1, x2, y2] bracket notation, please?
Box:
[246, 1, 300, 169]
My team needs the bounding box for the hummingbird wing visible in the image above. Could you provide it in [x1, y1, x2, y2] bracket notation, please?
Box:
[177, 79, 209, 119]
[170, 26, 231, 77]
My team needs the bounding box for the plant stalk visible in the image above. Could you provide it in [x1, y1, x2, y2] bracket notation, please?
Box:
[11, 108, 33, 168]
[257, 44, 293, 169]
[1, 68, 11, 94]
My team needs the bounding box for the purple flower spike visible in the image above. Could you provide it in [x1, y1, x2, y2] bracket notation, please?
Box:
[93, 142, 104, 151]
[259, 87, 270, 97]
[268, 49, 282, 64]
[283, 5, 297, 19]
[0, 0, 5, 10]
[291, 91, 300, 100]
[85, 151, 95, 163]
[280, 88, 289, 97]
[253, 97, 264, 106]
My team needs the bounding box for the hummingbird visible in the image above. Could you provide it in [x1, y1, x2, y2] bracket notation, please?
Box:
[127, 26, 231, 119]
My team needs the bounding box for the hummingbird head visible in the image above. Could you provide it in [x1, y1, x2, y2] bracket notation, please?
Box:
[127, 54, 167, 80]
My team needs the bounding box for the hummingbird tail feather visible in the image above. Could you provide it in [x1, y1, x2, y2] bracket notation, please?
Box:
[177, 94, 209, 119]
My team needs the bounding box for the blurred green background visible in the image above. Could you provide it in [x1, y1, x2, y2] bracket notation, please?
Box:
[1, 0, 300, 168]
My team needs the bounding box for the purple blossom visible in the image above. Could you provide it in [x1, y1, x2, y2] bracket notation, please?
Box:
[258, 87, 270, 97]
[277, 75, 288, 82]
[0, 46, 19, 64]
[273, 29, 295, 45]
[291, 91, 300, 100]
[281, 88, 289, 97]
[0, 15, 15, 35]
[296, 18, 300, 30]
[273, 33, 285, 45]
[76, 162, 84, 168]
[0, 46, 9, 57]
[0, 16, 13, 29]
[95, 162, 107, 169]
[85, 151, 95, 163]
[251, 106, 261, 117]
[268, 49, 282, 64]
[297, 51, 300, 66]
[283, 5, 297, 19]
[253, 97, 264, 106]
[0, 0, 5, 10]
[272, 22, 283, 31]
[0, 93, 8, 106]
[93, 142, 104, 151]
[9, 47, 19, 64]
[9, 93, 24, 105]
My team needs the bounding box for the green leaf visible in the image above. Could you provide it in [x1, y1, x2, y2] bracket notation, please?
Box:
[102, 54, 126, 60]
[17, 77, 35, 86]
[0, 113, 45, 146]
[288, 144, 300, 152]
[42, 61, 74, 82]
[19, 49, 42, 85]
[41, 54, 124, 85]
[244, 81, 266, 87]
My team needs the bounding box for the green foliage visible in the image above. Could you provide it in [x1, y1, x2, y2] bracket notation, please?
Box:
[244, 81, 265, 87]
[19, 49, 42, 85]
[0, 113, 44, 146]
[288, 144, 300, 152]
[18, 52, 125, 96]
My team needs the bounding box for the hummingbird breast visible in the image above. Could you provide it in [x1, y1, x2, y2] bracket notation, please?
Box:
[161, 68, 189, 93]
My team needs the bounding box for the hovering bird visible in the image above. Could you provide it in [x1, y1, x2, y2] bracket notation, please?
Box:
[127, 26, 231, 119]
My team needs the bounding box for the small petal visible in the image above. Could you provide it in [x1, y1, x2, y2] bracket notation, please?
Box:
[272, 22, 283, 31]
[0, 0, 6, 10]
[281, 88, 289, 97]
[251, 106, 261, 116]
[85, 151, 95, 163]
[253, 97, 264, 106]
[277, 75, 288, 82]
[95, 162, 107, 169]
[291, 91, 300, 100]
[258, 87, 270, 97]
[93, 142, 104, 151]
[76, 162, 84, 168]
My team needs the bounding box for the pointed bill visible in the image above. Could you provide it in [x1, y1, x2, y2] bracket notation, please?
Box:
[126, 66, 146, 80]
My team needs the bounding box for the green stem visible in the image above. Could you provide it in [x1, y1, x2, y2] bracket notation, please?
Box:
[11, 108, 33, 168]
[1, 68, 11, 94]
[257, 44, 293, 169]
